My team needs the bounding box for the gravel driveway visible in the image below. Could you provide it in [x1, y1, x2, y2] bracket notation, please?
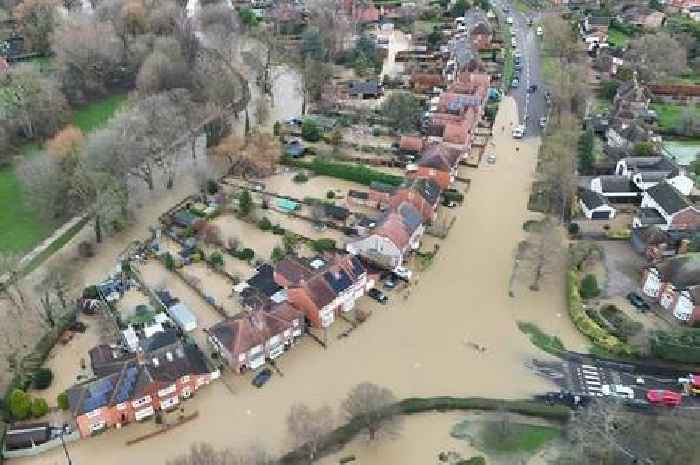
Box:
[600, 241, 646, 297]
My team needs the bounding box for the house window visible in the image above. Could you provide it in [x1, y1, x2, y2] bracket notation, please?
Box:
[181, 388, 193, 399]
[86, 408, 103, 419]
[181, 375, 190, 383]
[90, 421, 106, 432]
[134, 406, 155, 421]
[158, 384, 177, 398]
[160, 396, 180, 410]
[132, 396, 151, 408]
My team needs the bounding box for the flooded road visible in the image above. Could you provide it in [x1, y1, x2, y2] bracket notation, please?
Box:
[16, 98, 584, 465]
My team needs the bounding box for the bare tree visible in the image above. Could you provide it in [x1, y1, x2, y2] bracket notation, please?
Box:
[286, 403, 334, 463]
[0, 252, 28, 311]
[136, 37, 193, 95]
[13, 0, 59, 54]
[341, 382, 401, 440]
[167, 443, 275, 465]
[521, 216, 563, 291]
[625, 32, 688, 82]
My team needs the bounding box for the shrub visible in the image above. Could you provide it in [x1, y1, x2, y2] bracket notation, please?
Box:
[257, 217, 272, 231]
[567, 271, 635, 356]
[293, 172, 309, 183]
[209, 251, 224, 268]
[301, 119, 322, 142]
[31, 398, 49, 418]
[272, 224, 286, 235]
[284, 158, 403, 187]
[273, 121, 281, 136]
[237, 248, 255, 261]
[57, 392, 70, 410]
[579, 274, 600, 299]
[82, 285, 99, 299]
[206, 179, 219, 195]
[78, 241, 95, 258]
[271, 246, 286, 262]
[326, 190, 335, 199]
[568, 222, 580, 236]
[443, 191, 464, 203]
[8, 389, 32, 420]
[32, 368, 53, 390]
[164, 252, 175, 271]
[650, 329, 700, 364]
[311, 238, 337, 253]
[238, 189, 253, 217]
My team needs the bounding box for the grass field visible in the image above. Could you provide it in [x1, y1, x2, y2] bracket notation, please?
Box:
[650, 102, 700, 133]
[0, 93, 127, 255]
[452, 419, 561, 455]
[607, 27, 632, 48]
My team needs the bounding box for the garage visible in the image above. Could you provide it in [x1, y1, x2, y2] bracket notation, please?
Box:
[591, 210, 613, 220]
[579, 188, 617, 220]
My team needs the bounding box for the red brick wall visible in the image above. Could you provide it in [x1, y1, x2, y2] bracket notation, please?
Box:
[287, 288, 321, 327]
[671, 208, 700, 230]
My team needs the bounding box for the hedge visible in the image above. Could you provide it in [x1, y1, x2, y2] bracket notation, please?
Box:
[397, 397, 571, 422]
[650, 329, 700, 364]
[567, 271, 635, 357]
[284, 158, 403, 187]
[278, 397, 570, 465]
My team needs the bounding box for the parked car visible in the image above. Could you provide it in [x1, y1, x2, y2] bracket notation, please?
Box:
[392, 266, 413, 281]
[539, 117, 547, 128]
[536, 26, 543, 36]
[627, 292, 650, 311]
[511, 78, 519, 88]
[487, 154, 496, 164]
[528, 84, 538, 93]
[442, 200, 458, 208]
[511, 38, 517, 48]
[251, 368, 272, 388]
[514, 62, 522, 71]
[602, 384, 634, 400]
[506, 16, 513, 24]
[512, 125, 525, 139]
[368, 288, 388, 304]
[646, 389, 682, 407]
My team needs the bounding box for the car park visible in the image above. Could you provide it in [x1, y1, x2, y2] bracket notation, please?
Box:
[646, 389, 682, 407]
[252, 368, 272, 388]
[627, 292, 650, 311]
[368, 288, 388, 304]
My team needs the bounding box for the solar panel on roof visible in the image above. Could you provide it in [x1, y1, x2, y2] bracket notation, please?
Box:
[114, 367, 138, 404]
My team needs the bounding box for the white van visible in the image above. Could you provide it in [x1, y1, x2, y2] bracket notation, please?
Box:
[506, 16, 513, 25]
[536, 26, 543, 37]
[512, 125, 525, 139]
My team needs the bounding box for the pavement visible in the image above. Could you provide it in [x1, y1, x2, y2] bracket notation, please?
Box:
[490, 0, 548, 136]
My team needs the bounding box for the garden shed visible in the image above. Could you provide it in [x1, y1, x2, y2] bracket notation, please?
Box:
[168, 303, 197, 332]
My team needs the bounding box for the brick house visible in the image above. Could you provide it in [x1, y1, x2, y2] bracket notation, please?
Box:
[469, 23, 492, 50]
[388, 177, 442, 223]
[410, 73, 444, 93]
[399, 135, 424, 156]
[368, 181, 398, 210]
[67, 341, 218, 438]
[648, 84, 700, 104]
[274, 254, 369, 328]
[633, 181, 700, 231]
[207, 304, 304, 373]
[346, 201, 424, 269]
[408, 143, 462, 190]
[641, 253, 700, 322]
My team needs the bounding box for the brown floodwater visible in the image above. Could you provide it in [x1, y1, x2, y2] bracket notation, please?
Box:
[14, 98, 585, 465]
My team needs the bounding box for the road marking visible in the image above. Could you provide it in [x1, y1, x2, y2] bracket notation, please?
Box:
[586, 381, 602, 387]
[582, 369, 599, 375]
[587, 385, 602, 392]
[582, 364, 597, 370]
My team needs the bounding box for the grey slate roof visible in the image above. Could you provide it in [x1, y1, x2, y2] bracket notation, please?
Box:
[579, 188, 608, 210]
[600, 176, 637, 194]
[646, 181, 690, 215]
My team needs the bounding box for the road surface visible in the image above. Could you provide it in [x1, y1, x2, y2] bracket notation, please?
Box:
[491, 0, 548, 136]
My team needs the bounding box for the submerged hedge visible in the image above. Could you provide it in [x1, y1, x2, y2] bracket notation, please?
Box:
[278, 397, 570, 465]
[567, 271, 635, 357]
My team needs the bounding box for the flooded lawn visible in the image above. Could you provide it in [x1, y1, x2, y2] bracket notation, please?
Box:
[264, 171, 364, 202]
[211, 214, 280, 262]
[16, 99, 578, 465]
[177, 262, 240, 317]
[260, 208, 347, 245]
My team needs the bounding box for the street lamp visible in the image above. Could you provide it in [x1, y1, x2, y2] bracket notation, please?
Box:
[59, 423, 73, 465]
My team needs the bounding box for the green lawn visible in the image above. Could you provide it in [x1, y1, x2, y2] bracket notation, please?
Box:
[607, 27, 632, 48]
[0, 93, 127, 255]
[650, 103, 700, 132]
[452, 419, 561, 455]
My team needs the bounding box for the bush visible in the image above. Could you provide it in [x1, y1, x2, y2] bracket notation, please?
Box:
[209, 251, 224, 268]
[310, 238, 337, 253]
[579, 274, 600, 299]
[57, 392, 70, 410]
[568, 222, 580, 236]
[32, 368, 53, 390]
[272, 224, 286, 235]
[600, 305, 643, 341]
[443, 191, 464, 203]
[257, 217, 272, 231]
[8, 389, 32, 420]
[31, 398, 49, 418]
[164, 252, 175, 271]
[82, 285, 99, 299]
[271, 246, 286, 262]
[237, 248, 255, 261]
[567, 271, 635, 356]
[301, 119, 322, 142]
[206, 179, 219, 195]
[650, 329, 700, 364]
[78, 241, 95, 258]
[293, 172, 309, 183]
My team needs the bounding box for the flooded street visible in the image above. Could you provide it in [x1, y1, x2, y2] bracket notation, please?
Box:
[16, 98, 583, 465]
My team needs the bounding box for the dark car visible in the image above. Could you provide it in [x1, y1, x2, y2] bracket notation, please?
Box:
[528, 84, 538, 93]
[383, 278, 397, 289]
[368, 288, 388, 304]
[627, 292, 650, 311]
[252, 368, 272, 388]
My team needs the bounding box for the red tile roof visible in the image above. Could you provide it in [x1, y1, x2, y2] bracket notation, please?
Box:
[400, 135, 424, 152]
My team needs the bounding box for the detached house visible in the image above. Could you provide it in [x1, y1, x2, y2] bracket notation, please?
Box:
[615, 156, 693, 196]
[207, 304, 304, 373]
[642, 253, 700, 322]
[346, 201, 424, 269]
[67, 341, 217, 438]
[633, 181, 700, 231]
[274, 254, 369, 328]
[578, 188, 616, 220]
